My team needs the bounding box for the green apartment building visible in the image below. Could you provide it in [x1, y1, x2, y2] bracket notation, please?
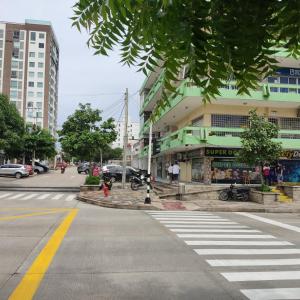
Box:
[139, 54, 300, 184]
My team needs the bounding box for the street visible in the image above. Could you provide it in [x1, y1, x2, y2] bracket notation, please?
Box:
[0, 170, 300, 299]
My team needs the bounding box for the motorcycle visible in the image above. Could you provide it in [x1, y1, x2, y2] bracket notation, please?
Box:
[130, 173, 151, 191]
[219, 184, 250, 201]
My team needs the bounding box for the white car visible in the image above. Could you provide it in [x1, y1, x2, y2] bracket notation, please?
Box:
[0, 164, 29, 179]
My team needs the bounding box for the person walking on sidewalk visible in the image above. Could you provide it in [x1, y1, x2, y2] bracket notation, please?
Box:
[168, 164, 173, 184]
[172, 161, 180, 184]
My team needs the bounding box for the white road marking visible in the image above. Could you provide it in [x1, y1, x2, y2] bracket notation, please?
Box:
[156, 218, 229, 221]
[165, 224, 249, 228]
[37, 194, 50, 200]
[207, 258, 300, 267]
[178, 234, 275, 239]
[147, 211, 213, 215]
[150, 214, 216, 217]
[22, 193, 38, 200]
[8, 193, 25, 200]
[186, 241, 292, 246]
[171, 229, 260, 233]
[194, 249, 300, 255]
[0, 193, 12, 199]
[241, 288, 300, 300]
[160, 221, 238, 224]
[52, 194, 64, 200]
[65, 195, 75, 201]
[236, 212, 300, 233]
[222, 271, 300, 282]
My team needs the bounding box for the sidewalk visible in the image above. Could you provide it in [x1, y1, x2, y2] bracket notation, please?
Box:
[78, 186, 300, 212]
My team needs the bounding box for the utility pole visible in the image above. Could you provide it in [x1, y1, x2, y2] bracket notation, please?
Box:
[145, 122, 152, 204]
[122, 88, 129, 189]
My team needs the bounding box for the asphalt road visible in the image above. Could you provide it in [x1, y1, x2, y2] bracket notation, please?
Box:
[0, 171, 300, 299]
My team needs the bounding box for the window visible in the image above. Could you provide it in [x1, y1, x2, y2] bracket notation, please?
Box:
[0, 40, 2, 48]
[289, 77, 297, 85]
[27, 111, 33, 118]
[38, 62, 44, 68]
[29, 52, 35, 58]
[289, 88, 297, 94]
[28, 91, 34, 97]
[36, 102, 42, 108]
[280, 87, 288, 93]
[192, 116, 204, 127]
[29, 62, 35, 67]
[27, 101, 33, 107]
[18, 71, 23, 79]
[0, 29, 3, 39]
[30, 32, 36, 41]
[37, 82, 43, 88]
[38, 52, 44, 59]
[38, 43, 44, 49]
[10, 90, 17, 98]
[37, 92, 43, 98]
[36, 112, 42, 118]
[37, 72, 43, 78]
[211, 114, 249, 128]
[20, 31, 24, 40]
[28, 81, 34, 87]
[11, 71, 17, 79]
[11, 80, 18, 88]
[39, 33, 45, 39]
[281, 118, 300, 130]
[11, 61, 18, 68]
[19, 61, 23, 69]
[12, 48, 19, 58]
[270, 87, 278, 93]
[280, 77, 288, 84]
[13, 31, 20, 40]
[28, 72, 34, 78]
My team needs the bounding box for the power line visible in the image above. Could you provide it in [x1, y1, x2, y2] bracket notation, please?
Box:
[60, 92, 123, 97]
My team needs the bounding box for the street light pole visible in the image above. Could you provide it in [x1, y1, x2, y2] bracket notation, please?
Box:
[145, 122, 152, 204]
[122, 88, 129, 189]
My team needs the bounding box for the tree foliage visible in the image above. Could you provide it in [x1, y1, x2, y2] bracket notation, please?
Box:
[72, 0, 300, 116]
[238, 110, 282, 183]
[0, 94, 24, 158]
[23, 125, 56, 160]
[59, 103, 117, 163]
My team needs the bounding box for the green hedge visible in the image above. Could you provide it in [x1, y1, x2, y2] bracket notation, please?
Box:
[85, 175, 100, 185]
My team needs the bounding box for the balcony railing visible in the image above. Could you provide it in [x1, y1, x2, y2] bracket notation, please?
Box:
[158, 126, 300, 152]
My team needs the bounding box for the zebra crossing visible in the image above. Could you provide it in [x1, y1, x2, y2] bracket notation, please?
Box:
[146, 210, 300, 300]
[0, 192, 76, 202]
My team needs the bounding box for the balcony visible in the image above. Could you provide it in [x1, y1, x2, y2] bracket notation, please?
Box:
[158, 126, 300, 153]
[140, 72, 164, 113]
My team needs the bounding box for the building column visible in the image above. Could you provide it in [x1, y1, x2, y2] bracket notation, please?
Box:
[203, 157, 212, 184]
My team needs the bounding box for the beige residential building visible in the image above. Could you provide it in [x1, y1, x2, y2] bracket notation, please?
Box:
[0, 19, 59, 136]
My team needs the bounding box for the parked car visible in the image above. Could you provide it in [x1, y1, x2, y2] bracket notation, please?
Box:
[25, 165, 34, 175]
[35, 161, 49, 172]
[0, 164, 29, 179]
[34, 165, 44, 174]
[102, 165, 139, 182]
[77, 163, 90, 174]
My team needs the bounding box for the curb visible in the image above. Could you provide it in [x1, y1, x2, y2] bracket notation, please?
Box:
[78, 196, 161, 210]
[78, 196, 300, 212]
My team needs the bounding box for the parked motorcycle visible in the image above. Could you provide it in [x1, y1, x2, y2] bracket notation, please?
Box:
[130, 173, 151, 191]
[219, 184, 250, 201]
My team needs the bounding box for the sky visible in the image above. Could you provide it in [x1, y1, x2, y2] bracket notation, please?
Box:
[1, 0, 144, 126]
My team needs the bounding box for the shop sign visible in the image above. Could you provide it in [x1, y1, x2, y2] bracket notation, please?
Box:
[276, 68, 300, 77]
[205, 147, 240, 158]
[281, 150, 300, 159]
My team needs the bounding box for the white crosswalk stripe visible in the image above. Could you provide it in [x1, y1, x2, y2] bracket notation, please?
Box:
[147, 210, 300, 300]
[22, 193, 38, 200]
[8, 193, 26, 200]
[241, 288, 300, 300]
[52, 194, 64, 200]
[0, 192, 77, 202]
[0, 193, 12, 199]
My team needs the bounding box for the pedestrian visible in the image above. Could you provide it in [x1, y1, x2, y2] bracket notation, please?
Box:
[92, 164, 100, 177]
[172, 161, 180, 184]
[168, 163, 173, 184]
[275, 163, 283, 184]
[263, 163, 271, 185]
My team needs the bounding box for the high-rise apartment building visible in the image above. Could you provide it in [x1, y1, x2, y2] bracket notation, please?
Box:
[0, 19, 59, 136]
[112, 117, 140, 149]
[139, 54, 300, 184]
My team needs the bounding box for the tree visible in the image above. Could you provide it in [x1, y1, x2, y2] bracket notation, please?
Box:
[72, 1, 300, 117]
[58, 103, 117, 170]
[23, 125, 56, 164]
[94, 146, 123, 162]
[0, 94, 24, 159]
[238, 110, 282, 185]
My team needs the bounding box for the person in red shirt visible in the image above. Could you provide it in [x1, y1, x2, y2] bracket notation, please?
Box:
[263, 164, 271, 185]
